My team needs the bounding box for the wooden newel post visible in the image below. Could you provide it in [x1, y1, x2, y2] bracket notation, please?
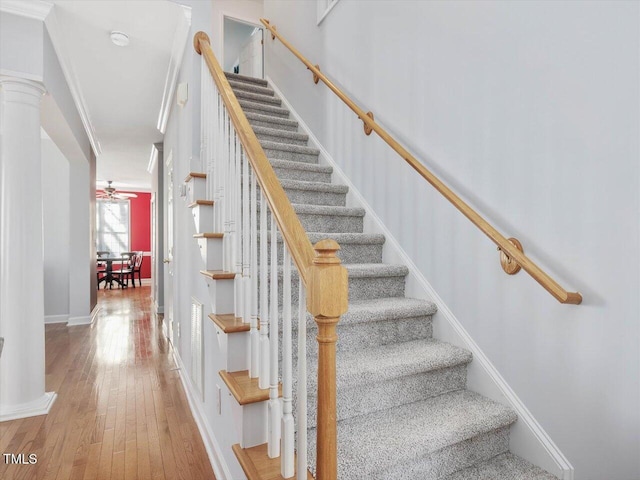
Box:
[307, 240, 348, 480]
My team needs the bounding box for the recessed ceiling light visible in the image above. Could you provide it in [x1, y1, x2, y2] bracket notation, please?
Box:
[110, 31, 129, 47]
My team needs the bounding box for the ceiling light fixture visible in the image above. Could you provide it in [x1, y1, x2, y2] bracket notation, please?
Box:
[110, 31, 129, 47]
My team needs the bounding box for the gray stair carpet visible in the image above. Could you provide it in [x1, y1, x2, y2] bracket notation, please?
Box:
[226, 71, 558, 479]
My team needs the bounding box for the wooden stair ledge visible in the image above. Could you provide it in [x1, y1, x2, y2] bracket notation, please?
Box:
[233, 443, 313, 480]
[219, 370, 281, 405]
[185, 172, 207, 182]
[200, 269, 236, 280]
[188, 200, 214, 208]
[209, 313, 249, 333]
[193, 232, 224, 239]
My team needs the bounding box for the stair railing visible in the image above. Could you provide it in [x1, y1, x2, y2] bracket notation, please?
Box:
[195, 32, 348, 480]
[260, 19, 582, 306]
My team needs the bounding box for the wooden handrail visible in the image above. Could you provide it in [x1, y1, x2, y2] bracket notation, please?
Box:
[260, 19, 582, 305]
[194, 32, 315, 286]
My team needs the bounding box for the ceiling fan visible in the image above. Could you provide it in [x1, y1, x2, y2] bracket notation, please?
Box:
[96, 181, 138, 201]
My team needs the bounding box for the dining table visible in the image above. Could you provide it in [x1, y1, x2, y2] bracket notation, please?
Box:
[97, 256, 128, 289]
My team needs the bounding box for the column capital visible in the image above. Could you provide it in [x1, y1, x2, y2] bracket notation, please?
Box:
[0, 76, 46, 98]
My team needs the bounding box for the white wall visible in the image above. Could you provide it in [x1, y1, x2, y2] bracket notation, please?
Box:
[42, 137, 70, 322]
[263, 1, 639, 479]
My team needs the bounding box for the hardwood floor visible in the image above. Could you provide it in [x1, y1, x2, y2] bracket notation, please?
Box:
[0, 287, 216, 480]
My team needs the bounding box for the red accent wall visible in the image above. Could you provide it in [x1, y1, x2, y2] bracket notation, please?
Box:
[123, 191, 151, 279]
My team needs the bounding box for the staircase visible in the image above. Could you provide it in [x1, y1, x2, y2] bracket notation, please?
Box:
[223, 71, 558, 480]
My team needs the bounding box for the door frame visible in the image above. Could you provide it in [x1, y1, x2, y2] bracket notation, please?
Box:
[221, 13, 265, 79]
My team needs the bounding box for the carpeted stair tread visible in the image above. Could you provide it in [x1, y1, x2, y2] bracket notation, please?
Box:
[245, 111, 298, 130]
[288, 203, 365, 217]
[308, 339, 472, 392]
[260, 140, 320, 156]
[308, 390, 517, 479]
[234, 89, 282, 106]
[280, 178, 348, 194]
[443, 453, 558, 480]
[239, 99, 290, 117]
[254, 126, 309, 145]
[228, 79, 275, 97]
[224, 71, 268, 86]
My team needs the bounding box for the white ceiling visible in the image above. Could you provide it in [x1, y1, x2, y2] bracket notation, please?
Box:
[50, 0, 187, 191]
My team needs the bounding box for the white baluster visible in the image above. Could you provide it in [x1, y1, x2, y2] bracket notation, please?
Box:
[296, 279, 307, 480]
[214, 92, 222, 231]
[222, 110, 230, 270]
[243, 149, 251, 328]
[259, 190, 270, 389]
[281, 247, 294, 478]
[233, 135, 243, 319]
[268, 213, 281, 458]
[199, 56, 206, 180]
[249, 168, 259, 378]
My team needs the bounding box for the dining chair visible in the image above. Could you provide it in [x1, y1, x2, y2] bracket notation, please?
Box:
[130, 252, 144, 287]
[117, 252, 135, 288]
[96, 251, 109, 288]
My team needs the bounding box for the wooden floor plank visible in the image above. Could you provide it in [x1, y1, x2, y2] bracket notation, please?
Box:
[1, 287, 215, 480]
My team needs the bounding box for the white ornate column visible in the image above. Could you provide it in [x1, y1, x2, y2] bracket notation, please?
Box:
[0, 77, 56, 422]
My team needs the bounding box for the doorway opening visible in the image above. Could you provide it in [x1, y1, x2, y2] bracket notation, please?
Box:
[223, 16, 264, 79]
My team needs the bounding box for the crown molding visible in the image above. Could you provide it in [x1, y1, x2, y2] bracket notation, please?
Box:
[44, 8, 102, 156]
[0, 0, 53, 21]
[156, 4, 192, 134]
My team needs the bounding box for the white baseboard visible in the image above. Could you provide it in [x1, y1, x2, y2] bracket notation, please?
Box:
[172, 348, 233, 480]
[0, 391, 57, 423]
[268, 77, 574, 480]
[44, 314, 68, 325]
[154, 300, 164, 315]
[67, 315, 92, 326]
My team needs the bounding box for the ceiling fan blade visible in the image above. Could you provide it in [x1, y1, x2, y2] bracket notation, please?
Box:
[118, 193, 138, 198]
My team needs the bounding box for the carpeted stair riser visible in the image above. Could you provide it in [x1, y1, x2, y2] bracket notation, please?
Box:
[260, 234, 384, 265]
[270, 159, 333, 183]
[234, 89, 282, 106]
[347, 271, 407, 301]
[262, 144, 320, 164]
[259, 265, 407, 306]
[309, 314, 431, 354]
[443, 452, 559, 480]
[258, 204, 365, 233]
[239, 99, 290, 118]
[295, 209, 363, 233]
[246, 112, 299, 132]
[228, 79, 275, 97]
[280, 180, 347, 207]
[224, 72, 269, 86]
[304, 366, 468, 429]
[255, 129, 309, 147]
